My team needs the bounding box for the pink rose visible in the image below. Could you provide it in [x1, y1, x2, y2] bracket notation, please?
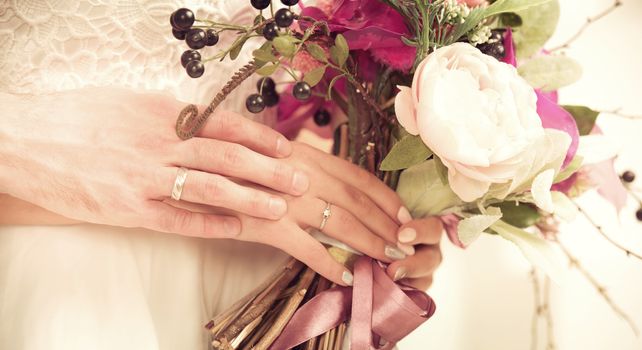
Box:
[394, 43, 571, 202]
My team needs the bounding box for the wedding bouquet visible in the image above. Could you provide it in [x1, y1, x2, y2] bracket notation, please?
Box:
[169, 0, 641, 348]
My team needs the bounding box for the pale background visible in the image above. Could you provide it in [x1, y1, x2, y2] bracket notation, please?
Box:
[399, 0, 642, 349]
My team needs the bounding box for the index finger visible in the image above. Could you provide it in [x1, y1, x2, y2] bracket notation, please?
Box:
[196, 110, 292, 158]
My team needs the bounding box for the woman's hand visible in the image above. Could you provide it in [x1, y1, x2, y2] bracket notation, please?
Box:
[172, 142, 412, 286]
[387, 217, 444, 290]
[0, 87, 311, 234]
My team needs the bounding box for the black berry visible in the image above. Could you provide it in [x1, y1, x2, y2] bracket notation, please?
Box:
[262, 91, 280, 107]
[186, 60, 204, 78]
[251, 0, 271, 10]
[181, 50, 201, 68]
[186, 28, 206, 50]
[172, 28, 188, 40]
[281, 0, 299, 5]
[205, 29, 219, 46]
[621, 171, 636, 183]
[274, 8, 294, 28]
[246, 94, 266, 113]
[263, 22, 279, 41]
[313, 108, 331, 126]
[636, 208, 642, 222]
[171, 8, 195, 31]
[257, 77, 276, 93]
[292, 81, 312, 100]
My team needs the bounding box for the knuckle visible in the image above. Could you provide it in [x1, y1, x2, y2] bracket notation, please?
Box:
[246, 191, 266, 213]
[345, 185, 370, 209]
[271, 162, 294, 189]
[203, 175, 225, 203]
[164, 209, 192, 233]
[335, 209, 355, 230]
[222, 144, 243, 167]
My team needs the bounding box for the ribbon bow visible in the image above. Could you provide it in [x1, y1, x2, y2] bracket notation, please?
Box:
[269, 256, 436, 349]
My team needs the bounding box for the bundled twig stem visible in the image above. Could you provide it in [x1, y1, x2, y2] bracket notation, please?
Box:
[598, 108, 642, 120]
[253, 267, 318, 350]
[554, 238, 640, 335]
[573, 201, 642, 261]
[213, 259, 304, 348]
[548, 0, 623, 52]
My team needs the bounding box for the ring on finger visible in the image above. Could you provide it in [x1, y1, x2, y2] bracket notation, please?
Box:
[171, 167, 189, 201]
[319, 201, 332, 231]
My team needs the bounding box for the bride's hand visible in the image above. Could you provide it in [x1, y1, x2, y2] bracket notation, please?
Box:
[182, 142, 413, 286]
[0, 87, 311, 234]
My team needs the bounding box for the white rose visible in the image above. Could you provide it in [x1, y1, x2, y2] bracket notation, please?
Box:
[394, 43, 571, 202]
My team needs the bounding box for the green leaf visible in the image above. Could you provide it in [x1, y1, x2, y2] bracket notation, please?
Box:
[484, 0, 554, 17]
[400, 36, 418, 47]
[433, 156, 449, 185]
[517, 55, 582, 92]
[273, 36, 296, 58]
[252, 46, 277, 63]
[330, 34, 349, 67]
[229, 36, 249, 60]
[554, 155, 583, 183]
[562, 105, 600, 135]
[303, 65, 327, 87]
[380, 135, 433, 171]
[496, 201, 541, 228]
[457, 207, 503, 246]
[512, 0, 560, 59]
[491, 220, 564, 283]
[306, 43, 328, 63]
[396, 160, 462, 218]
[256, 63, 279, 76]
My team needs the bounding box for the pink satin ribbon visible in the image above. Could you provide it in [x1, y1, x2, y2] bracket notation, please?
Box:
[269, 257, 436, 349]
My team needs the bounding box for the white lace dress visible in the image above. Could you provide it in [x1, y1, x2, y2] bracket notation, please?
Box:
[0, 1, 287, 349]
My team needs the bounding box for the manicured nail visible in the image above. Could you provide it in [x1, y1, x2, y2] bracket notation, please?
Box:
[385, 245, 406, 260]
[269, 197, 287, 217]
[292, 171, 309, 194]
[342, 271, 354, 286]
[223, 218, 241, 236]
[393, 267, 407, 282]
[398, 227, 417, 243]
[276, 136, 292, 157]
[397, 243, 415, 256]
[397, 207, 412, 224]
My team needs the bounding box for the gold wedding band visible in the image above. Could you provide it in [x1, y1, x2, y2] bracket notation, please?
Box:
[319, 202, 332, 231]
[171, 167, 189, 201]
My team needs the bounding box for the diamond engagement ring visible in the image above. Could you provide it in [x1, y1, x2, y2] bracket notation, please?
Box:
[171, 167, 189, 201]
[319, 202, 332, 231]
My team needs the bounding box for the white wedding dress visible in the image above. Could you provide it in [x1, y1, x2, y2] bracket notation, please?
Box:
[0, 1, 288, 349]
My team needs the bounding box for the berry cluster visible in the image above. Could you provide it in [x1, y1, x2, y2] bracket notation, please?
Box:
[251, 0, 297, 41]
[476, 30, 506, 60]
[170, 8, 220, 78]
[246, 77, 280, 113]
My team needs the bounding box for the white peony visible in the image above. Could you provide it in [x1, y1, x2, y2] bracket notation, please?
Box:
[394, 43, 571, 202]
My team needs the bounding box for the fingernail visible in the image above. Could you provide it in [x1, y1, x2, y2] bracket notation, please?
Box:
[342, 271, 354, 286]
[223, 218, 241, 236]
[397, 243, 415, 256]
[276, 136, 291, 157]
[397, 207, 412, 224]
[292, 171, 310, 194]
[268, 197, 287, 217]
[385, 245, 406, 260]
[393, 267, 407, 281]
[398, 227, 417, 243]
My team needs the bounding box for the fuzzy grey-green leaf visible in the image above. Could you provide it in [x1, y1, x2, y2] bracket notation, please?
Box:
[273, 36, 296, 58]
[512, 0, 560, 59]
[380, 135, 433, 171]
[517, 55, 582, 91]
[256, 63, 279, 76]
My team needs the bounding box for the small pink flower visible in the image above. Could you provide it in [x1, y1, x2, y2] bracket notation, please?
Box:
[457, 0, 488, 7]
[291, 50, 325, 74]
